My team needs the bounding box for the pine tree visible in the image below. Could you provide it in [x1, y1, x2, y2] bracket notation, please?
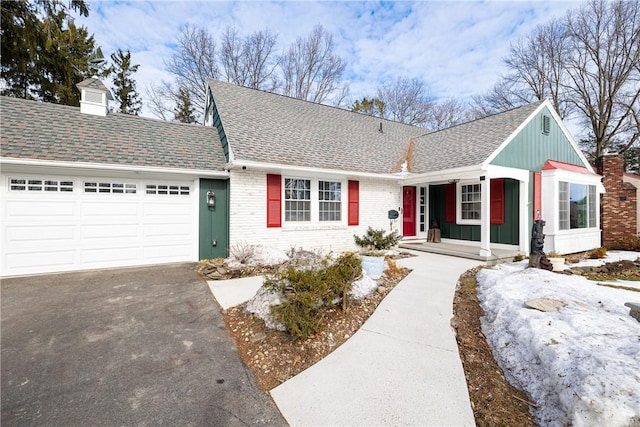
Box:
[106, 49, 142, 115]
[1, 0, 93, 105]
[174, 87, 196, 123]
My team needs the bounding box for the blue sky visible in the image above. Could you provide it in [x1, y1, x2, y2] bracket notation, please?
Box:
[76, 1, 583, 116]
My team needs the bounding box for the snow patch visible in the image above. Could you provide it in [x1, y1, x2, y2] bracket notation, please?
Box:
[477, 252, 640, 427]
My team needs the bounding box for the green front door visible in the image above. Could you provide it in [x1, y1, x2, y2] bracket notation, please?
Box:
[199, 178, 229, 259]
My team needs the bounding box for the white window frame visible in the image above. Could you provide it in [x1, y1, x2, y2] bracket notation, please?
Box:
[457, 181, 482, 225]
[282, 176, 346, 226]
[558, 181, 597, 230]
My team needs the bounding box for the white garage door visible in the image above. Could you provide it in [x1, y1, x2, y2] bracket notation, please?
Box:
[1, 173, 198, 276]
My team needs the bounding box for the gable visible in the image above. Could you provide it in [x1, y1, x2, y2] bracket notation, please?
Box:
[489, 105, 585, 171]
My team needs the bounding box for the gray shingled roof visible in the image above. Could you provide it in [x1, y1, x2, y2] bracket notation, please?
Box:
[208, 80, 427, 174]
[0, 96, 227, 171]
[209, 80, 543, 175]
[411, 101, 543, 173]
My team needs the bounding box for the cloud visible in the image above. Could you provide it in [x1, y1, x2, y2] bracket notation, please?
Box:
[77, 0, 583, 116]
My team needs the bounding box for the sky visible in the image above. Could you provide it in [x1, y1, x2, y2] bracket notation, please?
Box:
[75, 0, 585, 118]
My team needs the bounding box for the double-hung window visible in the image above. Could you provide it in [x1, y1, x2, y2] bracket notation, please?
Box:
[284, 178, 311, 222]
[318, 181, 341, 221]
[283, 178, 343, 223]
[460, 183, 481, 221]
[559, 182, 596, 230]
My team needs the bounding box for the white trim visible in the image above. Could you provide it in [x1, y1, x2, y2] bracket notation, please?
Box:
[0, 158, 229, 178]
[456, 181, 482, 226]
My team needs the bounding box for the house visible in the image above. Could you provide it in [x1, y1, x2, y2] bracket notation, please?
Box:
[624, 172, 640, 236]
[205, 79, 603, 259]
[0, 77, 603, 277]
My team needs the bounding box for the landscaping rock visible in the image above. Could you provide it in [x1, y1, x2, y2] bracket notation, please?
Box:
[525, 297, 566, 312]
[624, 302, 640, 323]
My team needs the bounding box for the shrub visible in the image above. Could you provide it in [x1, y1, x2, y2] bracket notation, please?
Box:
[354, 227, 401, 254]
[587, 247, 608, 259]
[229, 242, 256, 264]
[265, 252, 361, 340]
[513, 254, 526, 262]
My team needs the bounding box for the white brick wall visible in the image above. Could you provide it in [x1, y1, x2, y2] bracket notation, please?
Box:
[229, 170, 401, 253]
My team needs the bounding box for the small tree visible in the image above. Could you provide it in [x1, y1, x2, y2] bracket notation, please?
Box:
[106, 49, 142, 115]
[174, 87, 196, 123]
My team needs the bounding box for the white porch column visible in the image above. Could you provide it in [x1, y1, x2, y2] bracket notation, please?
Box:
[479, 176, 491, 257]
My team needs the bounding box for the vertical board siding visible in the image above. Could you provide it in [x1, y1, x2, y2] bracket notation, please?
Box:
[429, 181, 519, 245]
[490, 106, 584, 171]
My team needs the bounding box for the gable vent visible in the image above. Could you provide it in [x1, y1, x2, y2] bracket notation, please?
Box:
[542, 115, 551, 135]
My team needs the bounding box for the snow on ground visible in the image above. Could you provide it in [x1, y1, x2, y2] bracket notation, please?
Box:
[477, 251, 640, 427]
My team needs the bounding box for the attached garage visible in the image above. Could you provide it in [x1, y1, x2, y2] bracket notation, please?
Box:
[1, 171, 201, 276]
[1, 82, 229, 277]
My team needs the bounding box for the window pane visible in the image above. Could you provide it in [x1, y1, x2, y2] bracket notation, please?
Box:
[559, 181, 569, 230]
[285, 179, 311, 222]
[319, 181, 341, 221]
[588, 185, 596, 228]
[569, 183, 588, 228]
[461, 184, 481, 220]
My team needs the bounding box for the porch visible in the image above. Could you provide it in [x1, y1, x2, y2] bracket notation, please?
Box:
[398, 240, 520, 265]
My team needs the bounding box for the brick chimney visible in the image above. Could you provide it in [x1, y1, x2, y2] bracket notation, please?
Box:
[595, 153, 637, 247]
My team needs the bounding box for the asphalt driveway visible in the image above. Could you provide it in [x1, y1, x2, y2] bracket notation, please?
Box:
[1, 263, 286, 426]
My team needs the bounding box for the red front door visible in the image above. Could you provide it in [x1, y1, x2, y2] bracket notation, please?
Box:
[402, 186, 416, 236]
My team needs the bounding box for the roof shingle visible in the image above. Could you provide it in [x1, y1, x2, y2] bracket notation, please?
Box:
[1, 96, 227, 171]
[208, 80, 427, 174]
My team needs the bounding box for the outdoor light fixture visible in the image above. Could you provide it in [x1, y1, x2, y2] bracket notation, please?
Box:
[206, 190, 216, 208]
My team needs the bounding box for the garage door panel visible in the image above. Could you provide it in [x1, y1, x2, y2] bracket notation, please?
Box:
[82, 201, 139, 216]
[143, 202, 191, 216]
[6, 225, 76, 243]
[143, 244, 192, 261]
[7, 200, 75, 217]
[6, 249, 75, 272]
[81, 224, 139, 239]
[143, 222, 191, 238]
[81, 246, 139, 264]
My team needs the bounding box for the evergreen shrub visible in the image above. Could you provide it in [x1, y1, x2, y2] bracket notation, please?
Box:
[265, 252, 361, 340]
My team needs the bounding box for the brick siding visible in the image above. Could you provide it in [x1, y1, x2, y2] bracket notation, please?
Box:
[595, 154, 638, 247]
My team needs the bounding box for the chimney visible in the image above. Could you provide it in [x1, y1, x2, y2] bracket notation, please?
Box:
[595, 152, 638, 247]
[76, 77, 113, 116]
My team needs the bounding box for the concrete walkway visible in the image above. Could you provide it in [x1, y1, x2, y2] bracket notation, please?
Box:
[209, 251, 484, 426]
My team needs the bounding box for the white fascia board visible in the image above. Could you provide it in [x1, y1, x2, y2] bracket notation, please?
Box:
[400, 165, 484, 185]
[227, 159, 400, 180]
[0, 157, 229, 179]
[483, 164, 530, 182]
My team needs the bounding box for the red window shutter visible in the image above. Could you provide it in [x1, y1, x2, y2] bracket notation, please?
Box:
[266, 174, 281, 228]
[490, 178, 505, 225]
[348, 180, 359, 226]
[445, 183, 456, 222]
[533, 172, 542, 220]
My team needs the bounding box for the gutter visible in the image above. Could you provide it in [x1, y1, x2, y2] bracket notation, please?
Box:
[0, 157, 230, 178]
